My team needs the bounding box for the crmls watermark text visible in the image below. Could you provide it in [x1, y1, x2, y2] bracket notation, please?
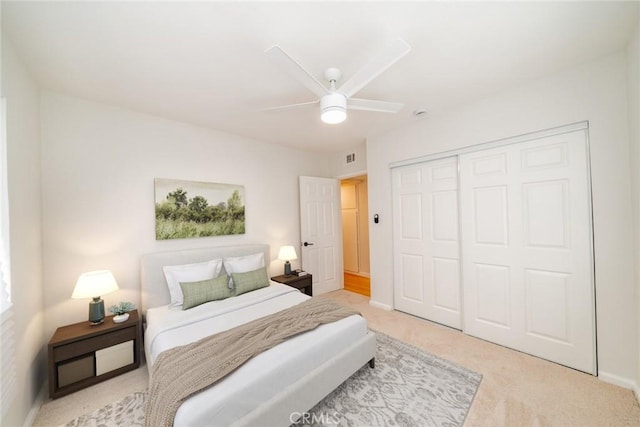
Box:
[290, 411, 340, 425]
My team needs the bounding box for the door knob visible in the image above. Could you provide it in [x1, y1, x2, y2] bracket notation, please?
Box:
[303, 242, 314, 247]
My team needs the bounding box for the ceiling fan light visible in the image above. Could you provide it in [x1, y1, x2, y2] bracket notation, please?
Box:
[321, 93, 347, 124]
[321, 107, 347, 124]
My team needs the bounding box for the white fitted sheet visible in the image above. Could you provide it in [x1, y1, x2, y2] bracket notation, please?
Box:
[145, 282, 368, 427]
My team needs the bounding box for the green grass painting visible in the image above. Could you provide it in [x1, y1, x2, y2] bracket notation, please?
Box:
[154, 178, 245, 240]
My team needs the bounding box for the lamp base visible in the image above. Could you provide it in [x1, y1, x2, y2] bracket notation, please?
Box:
[284, 261, 292, 276]
[88, 297, 105, 326]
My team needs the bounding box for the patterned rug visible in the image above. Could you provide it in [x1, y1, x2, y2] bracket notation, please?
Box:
[64, 333, 481, 427]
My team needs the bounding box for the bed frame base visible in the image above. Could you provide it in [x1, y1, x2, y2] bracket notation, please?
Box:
[233, 331, 377, 427]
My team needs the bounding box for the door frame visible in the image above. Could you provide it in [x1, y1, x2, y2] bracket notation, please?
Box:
[304, 170, 371, 296]
[390, 121, 590, 168]
[336, 171, 372, 293]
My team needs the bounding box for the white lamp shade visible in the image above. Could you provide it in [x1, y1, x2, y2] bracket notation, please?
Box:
[72, 270, 119, 299]
[278, 246, 298, 261]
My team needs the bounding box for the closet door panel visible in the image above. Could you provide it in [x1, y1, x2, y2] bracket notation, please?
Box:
[433, 257, 460, 313]
[399, 254, 424, 302]
[524, 269, 571, 343]
[472, 185, 509, 246]
[393, 157, 461, 329]
[393, 165, 428, 315]
[474, 263, 511, 328]
[460, 130, 595, 374]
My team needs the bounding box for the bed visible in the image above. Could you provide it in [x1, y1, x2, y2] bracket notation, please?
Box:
[140, 244, 376, 426]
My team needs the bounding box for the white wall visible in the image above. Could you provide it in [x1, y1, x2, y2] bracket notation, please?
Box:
[626, 20, 640, 399]
[367, 51, 637, 386]
[1, 37, 45, 426]
[40, 92, 331, 341]
[356, 176, 370, 276]
[331, 141, 367, 178]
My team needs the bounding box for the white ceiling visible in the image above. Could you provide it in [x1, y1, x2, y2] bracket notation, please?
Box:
[2, 1, 638, 152]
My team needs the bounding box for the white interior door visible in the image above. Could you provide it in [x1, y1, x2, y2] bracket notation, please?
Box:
[299, 176, 343, 295]
[460, 130, 595, 374]
[392, 157, 461, 329]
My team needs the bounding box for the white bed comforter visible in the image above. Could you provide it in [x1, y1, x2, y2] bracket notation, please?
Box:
[144, 282, 367, 426]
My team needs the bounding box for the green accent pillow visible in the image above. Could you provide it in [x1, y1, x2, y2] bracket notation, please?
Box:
[180, 274, 232, 310]
[232, 267, 270, 296]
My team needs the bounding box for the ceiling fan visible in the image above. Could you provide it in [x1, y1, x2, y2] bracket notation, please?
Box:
[264, 38, 411, 124]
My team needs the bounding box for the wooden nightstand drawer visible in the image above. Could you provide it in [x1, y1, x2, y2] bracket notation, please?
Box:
[57, 355, 94, 388]
[96, 340, 134, 375]
[54, 326, 136, 362]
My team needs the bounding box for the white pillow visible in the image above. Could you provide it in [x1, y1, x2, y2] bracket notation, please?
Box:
[223, 252, 265, 287]
[163, 259, 223, 306]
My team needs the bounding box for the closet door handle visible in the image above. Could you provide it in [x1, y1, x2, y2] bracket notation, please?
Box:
[303, 242, 314, 247]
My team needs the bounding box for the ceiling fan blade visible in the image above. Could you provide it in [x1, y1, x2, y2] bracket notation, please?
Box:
[265, 46, 329, 98]
[338, 38, 411, 98]
[349, 98, 404, 113]
[263, 100, 319, 113]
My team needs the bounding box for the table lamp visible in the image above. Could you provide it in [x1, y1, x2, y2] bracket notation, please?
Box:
[72, 270, 119, 325]
[278, 246, 297, 275]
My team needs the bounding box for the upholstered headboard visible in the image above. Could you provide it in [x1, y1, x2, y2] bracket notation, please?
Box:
[140, 244, 270, 314]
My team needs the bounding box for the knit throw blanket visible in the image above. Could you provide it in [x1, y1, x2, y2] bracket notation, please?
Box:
[145, 297, 360, 427]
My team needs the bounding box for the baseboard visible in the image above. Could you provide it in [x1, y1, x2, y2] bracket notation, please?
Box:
[344, 272, 370, 278]
[634, 381, 640, 405]
[23, 382, 47, 427]
[369, 300, 392, 311]
[598, 370, 636, 391]
[313, 282, 341, 296]
[343, 273, 370, 297]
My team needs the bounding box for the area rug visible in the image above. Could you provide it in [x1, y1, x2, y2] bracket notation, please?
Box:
[64, 391, 145, 427]
[64, 332, 481, 427]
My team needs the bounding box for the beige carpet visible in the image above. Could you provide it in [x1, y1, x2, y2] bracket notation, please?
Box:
[34, 290, 640, 426]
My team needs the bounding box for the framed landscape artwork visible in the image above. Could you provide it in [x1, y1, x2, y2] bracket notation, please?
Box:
[154, 178, 245, 240]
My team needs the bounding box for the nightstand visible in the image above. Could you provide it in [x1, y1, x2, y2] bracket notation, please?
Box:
[48, 310, 141, 399]
[271, 273, 313, 296]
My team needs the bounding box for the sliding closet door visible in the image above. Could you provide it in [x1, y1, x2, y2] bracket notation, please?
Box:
[459, 130, 595, 374]
[392, 157, 461, 329]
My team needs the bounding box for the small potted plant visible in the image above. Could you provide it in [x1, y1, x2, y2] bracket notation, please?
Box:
[108, 301, 135, 323]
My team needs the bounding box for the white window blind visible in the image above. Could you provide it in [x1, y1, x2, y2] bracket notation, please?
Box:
[0, 309, 15, 418]
[0, 98, 16, 417]
[0, 98, 10, 310]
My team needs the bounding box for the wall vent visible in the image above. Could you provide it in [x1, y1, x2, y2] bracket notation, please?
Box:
[346, 153, 356, 164]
